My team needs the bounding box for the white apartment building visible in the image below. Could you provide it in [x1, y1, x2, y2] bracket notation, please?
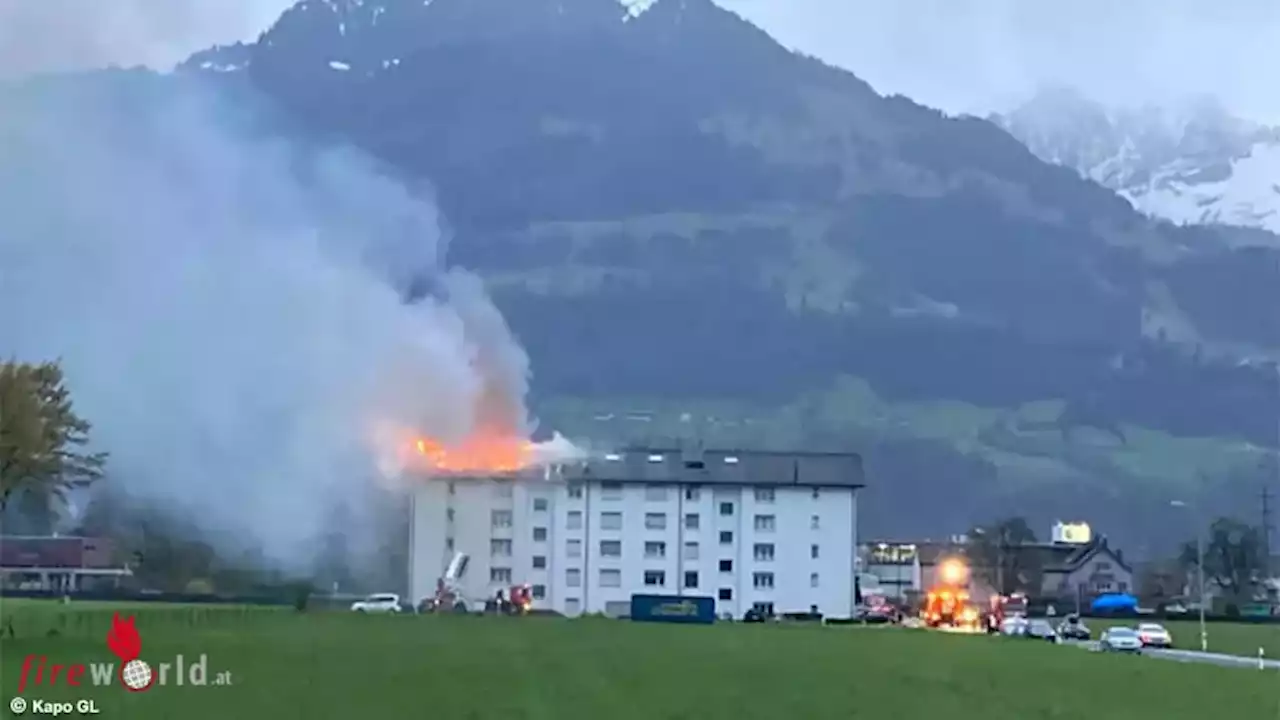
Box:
[408, 446, 865, 619]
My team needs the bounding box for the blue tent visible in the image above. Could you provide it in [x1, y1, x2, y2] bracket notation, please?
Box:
[1090, 593, 1138, 612]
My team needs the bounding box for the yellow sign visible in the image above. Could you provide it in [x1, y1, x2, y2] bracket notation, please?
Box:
[653, 601, 698, 617]
[1055, 522, 1092, 544]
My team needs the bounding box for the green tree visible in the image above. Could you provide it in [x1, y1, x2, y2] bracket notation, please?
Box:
[967, 516, 1041, 595]
[0, 360, 106, 517]
[1180, 517, 1264, 603]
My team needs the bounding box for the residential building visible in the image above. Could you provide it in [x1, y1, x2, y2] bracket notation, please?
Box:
[1037, 536, 1134, 604]
[408, 446, 865, 619]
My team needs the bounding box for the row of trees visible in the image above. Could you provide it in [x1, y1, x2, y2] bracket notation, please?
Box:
[0, 360, 105, 524]
[963, 515, 1273, 605]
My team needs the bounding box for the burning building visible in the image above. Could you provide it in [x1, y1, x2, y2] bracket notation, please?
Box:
[406, 444, 866, 620]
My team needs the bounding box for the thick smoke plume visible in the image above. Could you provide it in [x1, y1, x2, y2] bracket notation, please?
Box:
[0, 73, 538, 570]
[0, 0, 292, 78]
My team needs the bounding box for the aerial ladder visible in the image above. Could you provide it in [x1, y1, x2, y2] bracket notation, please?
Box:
[419, 552, 532, 615]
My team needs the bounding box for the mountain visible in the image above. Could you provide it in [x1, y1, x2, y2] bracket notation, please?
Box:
[993, 87, 1280, 240]
[21, 0, 1280, 544]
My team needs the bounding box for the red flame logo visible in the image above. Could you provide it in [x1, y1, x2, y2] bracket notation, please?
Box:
[107, 613, 155, 692]
[106, 613, 141, 662]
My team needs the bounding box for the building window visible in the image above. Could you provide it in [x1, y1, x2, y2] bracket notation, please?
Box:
[684, 513, 700, 530]
[753, 543, 775, 562]
[719, 531, 733, 545]
[532, 555, 546, 569]
[810, 572, 819, 588]
[753, 487, 775, 503]
[685, 486, 700, 501]
[567, 511, 583, 530]
[533, 527, 548, 542]
[644, 512, 667, 530]
[719, 502, 734, 516]
[600, 540, 622, 558]
[567, 539, 582, 558]
[718, 588, 733, 601]
[565, 598, 581, 614]
[494, 482, 513, 498]
[647, 453, 664, 463]
[601, 482, 623, 500]
[644, 570, 666, 586]
[645, 485, 668, 502]
[754, 514, 776, 532]
[719, 559, 733, 573]
[533, 497, 549, 512]
[684, 571, 699, 588]
[601, 512, 623, 530]
[566, 569, 582, 588]
[491, 510, 513, 528]
[532, 584, 546, 599]
[491, 567, 512, 583]
[810, 514, 820, 530]
[811, 544, 819, 559]
[644, 541, 667, 559]
[752, 602, 774, 616]
[599, 569, 621, 587]
[568, 483, 584, 499]
[753, 572, 775, 589]
[490, 539, 512, 557]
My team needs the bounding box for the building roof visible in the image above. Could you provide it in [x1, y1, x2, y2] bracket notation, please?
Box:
[1041, 536, 1132, 575]
[558, 446, 865, 488]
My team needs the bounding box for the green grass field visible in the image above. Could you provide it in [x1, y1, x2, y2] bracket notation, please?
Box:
[1, 602, 1276, 719]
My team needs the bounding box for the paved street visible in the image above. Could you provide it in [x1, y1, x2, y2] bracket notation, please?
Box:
[1070, 640, 1280, 670]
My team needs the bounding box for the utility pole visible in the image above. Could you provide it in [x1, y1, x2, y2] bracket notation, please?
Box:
[1171, 498, 1208, 652]
[1262, 482, 1275, 581]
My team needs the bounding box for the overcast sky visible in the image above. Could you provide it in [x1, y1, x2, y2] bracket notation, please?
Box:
[1, 0, 1275, 122]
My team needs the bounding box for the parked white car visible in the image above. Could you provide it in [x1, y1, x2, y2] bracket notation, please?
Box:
[351, 593, 402, 613]
[1099, 627, 1143, 653]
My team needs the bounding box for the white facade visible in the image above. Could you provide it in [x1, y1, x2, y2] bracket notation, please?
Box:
[409, 462, 861, 619]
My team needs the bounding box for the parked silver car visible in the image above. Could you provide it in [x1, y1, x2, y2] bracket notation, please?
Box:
[1099, 627, 1143, 653]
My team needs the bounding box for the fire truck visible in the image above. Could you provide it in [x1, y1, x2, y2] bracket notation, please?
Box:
[922, 557, 981, 630]
[985, 592, 1028, 633]
[419, 552, 532, 615]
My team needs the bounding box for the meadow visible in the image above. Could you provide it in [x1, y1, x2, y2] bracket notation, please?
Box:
[1, 600, 1275, 720]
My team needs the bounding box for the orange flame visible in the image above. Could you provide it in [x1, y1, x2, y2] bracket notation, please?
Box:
[415, 432, 535, 474]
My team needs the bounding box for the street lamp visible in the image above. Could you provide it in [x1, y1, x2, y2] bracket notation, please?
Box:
[1170, 499, 1208, 652]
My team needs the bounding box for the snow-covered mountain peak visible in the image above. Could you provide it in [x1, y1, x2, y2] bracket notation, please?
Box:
[994, 88, 1280, 238]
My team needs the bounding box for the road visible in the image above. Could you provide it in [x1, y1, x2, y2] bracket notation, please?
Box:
[1071, 640, 1280, 670]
